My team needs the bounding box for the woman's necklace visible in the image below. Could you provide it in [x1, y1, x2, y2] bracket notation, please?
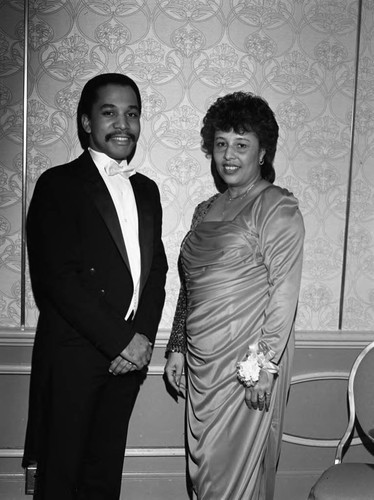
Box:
[221, 180, 259, 218]
[226, 181, 257, 202]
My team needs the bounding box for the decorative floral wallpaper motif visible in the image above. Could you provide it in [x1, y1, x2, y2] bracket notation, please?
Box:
[0, 0, 372, 332]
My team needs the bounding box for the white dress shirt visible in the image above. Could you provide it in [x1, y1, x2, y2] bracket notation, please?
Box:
[88, 148, 140, 320]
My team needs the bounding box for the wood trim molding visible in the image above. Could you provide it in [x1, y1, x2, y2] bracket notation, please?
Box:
[0, 364, 166, 375]
[0, 448, 185, 458]
[295, 331, 374, 348]
[0, 329, 35, 346]
[0, 327, 373, 348]
[0, 365, 30, 375]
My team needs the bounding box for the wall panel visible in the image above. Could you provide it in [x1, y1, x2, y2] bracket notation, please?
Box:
[342, 0, 374, 328]
[1, 333, 374, 499]
[0, 0, 24, 328]
[0, 0, 370, 331]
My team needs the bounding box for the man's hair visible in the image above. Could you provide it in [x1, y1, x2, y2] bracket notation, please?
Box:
[77, 73, 142, 162]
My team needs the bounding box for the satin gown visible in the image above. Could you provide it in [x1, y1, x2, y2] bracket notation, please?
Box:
[178, 185, 304, 500]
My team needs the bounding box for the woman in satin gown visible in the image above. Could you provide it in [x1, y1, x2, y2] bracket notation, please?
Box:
[164, 92, 304, 500]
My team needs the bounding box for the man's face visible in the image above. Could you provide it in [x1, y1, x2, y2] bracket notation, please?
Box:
[81, 83, 141, 162]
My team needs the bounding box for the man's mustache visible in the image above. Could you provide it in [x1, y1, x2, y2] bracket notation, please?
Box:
[105, 132, 136, 142]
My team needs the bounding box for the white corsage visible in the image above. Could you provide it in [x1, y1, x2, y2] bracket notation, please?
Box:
[237, 342, 279, 388]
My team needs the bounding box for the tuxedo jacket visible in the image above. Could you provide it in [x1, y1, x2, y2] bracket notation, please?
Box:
[23, 151, 168, 466]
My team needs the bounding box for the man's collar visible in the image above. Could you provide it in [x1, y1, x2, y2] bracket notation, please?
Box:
[88, 148, 136, 178]
[88, 147, 128, 168]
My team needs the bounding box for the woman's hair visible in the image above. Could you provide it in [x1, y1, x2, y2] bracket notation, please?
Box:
[200, 92, 279, 191]
[77, 73, 142, 163]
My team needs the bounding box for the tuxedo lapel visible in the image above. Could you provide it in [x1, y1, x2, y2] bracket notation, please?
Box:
[77, 152, 131, 271]
[131, 174, 153, 294]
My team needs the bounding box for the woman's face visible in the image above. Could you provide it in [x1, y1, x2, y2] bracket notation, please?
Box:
[213, 129, 265, 190]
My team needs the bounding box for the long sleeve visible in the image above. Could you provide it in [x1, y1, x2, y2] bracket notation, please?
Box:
[166, 194, 219, 355]
[257, 187, 305, 364]
[131, 178, 168, 344]
[166, 258, 188, 354]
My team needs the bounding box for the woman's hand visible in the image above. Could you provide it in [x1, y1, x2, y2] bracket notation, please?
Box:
[164, 352, 185, 395]
[245, 369, 274, 411]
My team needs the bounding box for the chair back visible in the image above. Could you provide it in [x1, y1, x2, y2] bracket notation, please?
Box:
[335, 340, 374, 463]
[308, 341, 374, 500]
[354, 341, 374, 443]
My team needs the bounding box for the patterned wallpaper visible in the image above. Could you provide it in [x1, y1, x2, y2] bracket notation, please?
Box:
[0, 0, 373, 332]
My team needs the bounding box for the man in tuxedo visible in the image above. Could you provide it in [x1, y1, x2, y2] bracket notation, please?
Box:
[23, 73, 168, 499]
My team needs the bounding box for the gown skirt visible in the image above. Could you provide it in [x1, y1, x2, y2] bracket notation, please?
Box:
[181, 214, 294, 500]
